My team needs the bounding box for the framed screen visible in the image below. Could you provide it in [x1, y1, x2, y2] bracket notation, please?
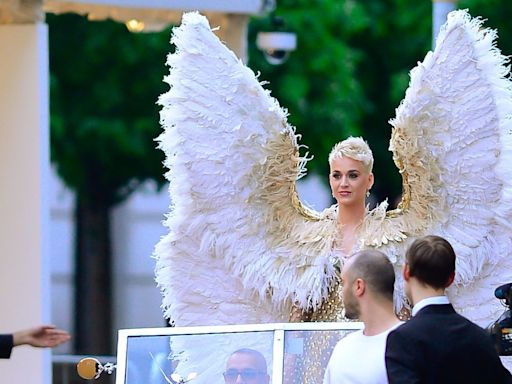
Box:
[116, 322, 362, 384]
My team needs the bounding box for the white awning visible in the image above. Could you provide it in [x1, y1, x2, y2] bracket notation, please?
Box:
[44, 0, 273, 16]
[42, 0, 273, 31]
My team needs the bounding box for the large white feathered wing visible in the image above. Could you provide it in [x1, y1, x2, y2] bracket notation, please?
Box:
[387, 9, 512, 326]
[154, 12, 339, 329]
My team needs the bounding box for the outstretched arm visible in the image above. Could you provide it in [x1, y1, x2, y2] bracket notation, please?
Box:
[1, 325, 70, 359]
[12, 325, 70, 348]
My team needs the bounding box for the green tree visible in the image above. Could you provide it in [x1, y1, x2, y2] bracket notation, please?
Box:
[48, 13, 168, 354]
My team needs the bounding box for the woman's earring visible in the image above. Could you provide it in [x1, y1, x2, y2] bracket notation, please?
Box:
[366, 190, 370, 198]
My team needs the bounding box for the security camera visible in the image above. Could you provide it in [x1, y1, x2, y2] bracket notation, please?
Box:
[488, 283, 512, 355]
[256, 31, 297, 65]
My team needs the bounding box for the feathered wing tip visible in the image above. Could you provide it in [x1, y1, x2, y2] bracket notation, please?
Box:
[439, 10, 512, 196]
[439, 9, 512, 279]
[438, 9, 512, 209]
[387, 9, 512, 296]
[449, 10, 512, 325]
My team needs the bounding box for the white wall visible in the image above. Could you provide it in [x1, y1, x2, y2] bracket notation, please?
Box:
[48, 170, 75, 355]
[111, 182, 171, 333]
[0, 23, 51, 384]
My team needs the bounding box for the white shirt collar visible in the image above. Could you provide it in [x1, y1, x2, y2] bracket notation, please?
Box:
[411, 295, 450, 316]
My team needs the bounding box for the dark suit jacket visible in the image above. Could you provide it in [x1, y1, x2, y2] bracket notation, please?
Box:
[385, 304, 512, 384]
[0, 334, 13, 359]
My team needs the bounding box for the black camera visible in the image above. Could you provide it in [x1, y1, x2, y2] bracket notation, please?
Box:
[488, 283, 512, 355]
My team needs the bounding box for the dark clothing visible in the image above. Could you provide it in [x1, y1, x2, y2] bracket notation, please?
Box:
[385, 304, 512, 384]
[0, 334, 13, 359]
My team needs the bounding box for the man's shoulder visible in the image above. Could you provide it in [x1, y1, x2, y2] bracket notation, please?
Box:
[388, 306, 490, 344]
[416, 305, 485, 332]
[337, 329, 364, 343]
[390, 315, 422, 331]
[397, 304, 457, 328]
[332, 330, 364, 351]
[386, 314, 433, 344]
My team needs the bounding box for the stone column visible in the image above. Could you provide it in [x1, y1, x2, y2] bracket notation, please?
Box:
[209, 13, 250, 62]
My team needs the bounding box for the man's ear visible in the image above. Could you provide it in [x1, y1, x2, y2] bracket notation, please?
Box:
[403, 263, 410, 281]
[354, 278, 365, 297]
[445, 271, 455, 288]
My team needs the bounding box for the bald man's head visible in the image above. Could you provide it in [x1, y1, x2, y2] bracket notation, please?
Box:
[224, 349, 269, 384]
[343, 249, 395, 301]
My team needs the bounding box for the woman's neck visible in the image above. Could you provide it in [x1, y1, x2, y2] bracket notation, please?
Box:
[337, 204, 366, 227]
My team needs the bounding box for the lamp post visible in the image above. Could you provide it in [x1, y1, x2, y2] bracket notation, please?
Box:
[432, 0, 457, 47]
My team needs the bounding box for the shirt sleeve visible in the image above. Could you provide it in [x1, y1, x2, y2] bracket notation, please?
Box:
[0, 334, 14, 359]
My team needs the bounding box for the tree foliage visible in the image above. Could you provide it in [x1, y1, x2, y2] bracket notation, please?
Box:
[48, 13, 168, 206]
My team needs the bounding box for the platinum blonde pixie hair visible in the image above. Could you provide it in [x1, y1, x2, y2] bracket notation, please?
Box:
[328, 137, 374, 173]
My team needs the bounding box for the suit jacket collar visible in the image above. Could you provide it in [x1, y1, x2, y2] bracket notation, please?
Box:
[412, 295, 450, 316]
[415, 303, 456, 316]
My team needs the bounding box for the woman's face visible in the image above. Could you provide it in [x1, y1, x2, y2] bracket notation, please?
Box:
[329, 156, 374, 207]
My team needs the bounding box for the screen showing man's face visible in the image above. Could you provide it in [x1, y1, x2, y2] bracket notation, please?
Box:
[223, 351, 270, 384]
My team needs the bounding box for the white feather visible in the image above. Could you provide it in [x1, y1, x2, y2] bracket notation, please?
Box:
[389, 9, 512, 325]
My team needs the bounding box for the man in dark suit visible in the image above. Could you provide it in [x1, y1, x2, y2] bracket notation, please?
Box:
[0, 325, 70, 358]
[385, 235, 512, 384]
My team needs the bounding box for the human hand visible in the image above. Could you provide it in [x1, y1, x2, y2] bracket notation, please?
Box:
[13, 325, 70, 348]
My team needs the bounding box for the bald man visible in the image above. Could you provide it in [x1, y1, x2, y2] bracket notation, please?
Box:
[323, 249, 401, 384]
[223, 348, 270, 384]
